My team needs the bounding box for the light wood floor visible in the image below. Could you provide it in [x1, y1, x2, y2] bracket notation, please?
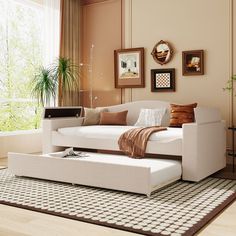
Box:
[0, 158, 236, 236]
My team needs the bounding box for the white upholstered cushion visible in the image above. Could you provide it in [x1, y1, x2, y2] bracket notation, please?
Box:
[134, 108, 166, 127]
[58, 126, 182, 142]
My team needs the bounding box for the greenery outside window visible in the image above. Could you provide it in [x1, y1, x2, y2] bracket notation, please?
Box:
[0, 0, 60, 132]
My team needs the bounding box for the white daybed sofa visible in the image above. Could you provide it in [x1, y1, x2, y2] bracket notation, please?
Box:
[42, 100, 226, 182]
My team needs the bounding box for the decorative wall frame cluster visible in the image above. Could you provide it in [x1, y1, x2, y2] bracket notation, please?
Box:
[151, 68, 175, 92]
[114, 47, 145, 88]
[114, 43, 205, 93]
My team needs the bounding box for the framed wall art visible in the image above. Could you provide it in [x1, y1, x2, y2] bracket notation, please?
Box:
[114, 47, 145, 88]
[151, 68, 175, 92]
[151, 40, 174, 65]
[182, 50, 204, 75]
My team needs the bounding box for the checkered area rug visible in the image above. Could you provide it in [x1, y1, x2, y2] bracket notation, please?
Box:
[0, 169, 236, 236]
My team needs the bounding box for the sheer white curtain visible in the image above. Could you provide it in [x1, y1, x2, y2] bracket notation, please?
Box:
[43, 0, 60, 66]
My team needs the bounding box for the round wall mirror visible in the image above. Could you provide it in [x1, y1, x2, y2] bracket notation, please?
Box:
[151, 40, 174, 65]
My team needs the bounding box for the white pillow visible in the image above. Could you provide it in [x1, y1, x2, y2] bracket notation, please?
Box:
[134, 108, 166, 127]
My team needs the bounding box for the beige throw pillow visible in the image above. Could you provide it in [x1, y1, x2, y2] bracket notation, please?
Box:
[83, 107, 108, 126]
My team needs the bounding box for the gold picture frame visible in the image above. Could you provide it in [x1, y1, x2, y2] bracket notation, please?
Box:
[151, 40, 174, 65]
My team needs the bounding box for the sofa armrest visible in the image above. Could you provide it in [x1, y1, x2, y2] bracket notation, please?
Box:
[182, 120, 226, 181]
[42, 117, 84, 154]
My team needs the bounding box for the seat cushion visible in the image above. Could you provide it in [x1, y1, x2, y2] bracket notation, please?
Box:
[56, 126, 183, 156]
[58, 125, 182, 142]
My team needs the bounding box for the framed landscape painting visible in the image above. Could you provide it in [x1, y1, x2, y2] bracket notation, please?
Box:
[114, 47, 145, 88]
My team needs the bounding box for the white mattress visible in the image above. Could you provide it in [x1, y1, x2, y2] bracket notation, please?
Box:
[58, 125, 183, 143]
[49, 152, 182, 188]
[54, 126, 182, 156]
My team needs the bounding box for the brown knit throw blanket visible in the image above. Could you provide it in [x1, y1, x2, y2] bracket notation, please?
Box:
[118, 126, 167, 158]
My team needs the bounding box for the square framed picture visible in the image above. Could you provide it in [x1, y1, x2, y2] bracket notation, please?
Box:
[151, 68, 175, 92]
[114, 47, 145, 88]
[182, 50, 204, 75]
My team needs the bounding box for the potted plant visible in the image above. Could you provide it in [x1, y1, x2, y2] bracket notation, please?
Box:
[31, 66, 57, 107]
[223, 75, 236, 93]
[51, 57, 79, 106]
[31, 57, 79, 107]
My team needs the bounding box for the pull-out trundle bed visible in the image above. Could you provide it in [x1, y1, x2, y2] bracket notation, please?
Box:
[8, 152, 182, 196]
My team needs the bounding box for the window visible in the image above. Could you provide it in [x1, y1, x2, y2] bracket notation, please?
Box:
[0, 0, 60, 132]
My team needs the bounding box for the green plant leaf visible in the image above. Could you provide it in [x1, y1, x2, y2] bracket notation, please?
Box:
[51, 57, 80, 105]
[31, 66, 57, 106]
[31, 57, 80, 107]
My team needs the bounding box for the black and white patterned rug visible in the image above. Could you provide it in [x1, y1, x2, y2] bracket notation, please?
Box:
[0, 169, 236, 236]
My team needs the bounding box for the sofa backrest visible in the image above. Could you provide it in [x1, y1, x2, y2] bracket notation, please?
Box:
[106, 100, 170, 126]
[194, 107, 222, 124]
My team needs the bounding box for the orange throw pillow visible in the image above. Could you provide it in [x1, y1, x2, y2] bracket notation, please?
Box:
[169, 103, 197, 127]
[99, 110, 128, 125]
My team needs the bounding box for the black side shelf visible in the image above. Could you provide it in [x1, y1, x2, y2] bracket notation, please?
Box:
[228, 126, 235, 172]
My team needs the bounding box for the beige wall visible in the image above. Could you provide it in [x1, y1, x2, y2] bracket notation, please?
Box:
[123, 0, 231, 126]
[234, 0, 236, 85]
